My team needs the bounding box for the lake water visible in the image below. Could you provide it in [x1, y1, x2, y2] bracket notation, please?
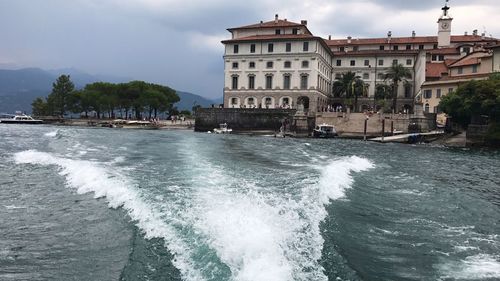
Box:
[1, 124, 499, 281]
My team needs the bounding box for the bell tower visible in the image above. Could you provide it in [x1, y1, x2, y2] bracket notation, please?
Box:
[438, 0, 453, 47]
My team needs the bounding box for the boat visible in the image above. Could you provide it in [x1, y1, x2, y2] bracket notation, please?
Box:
[0, 114, 43, 124]
[213, 123, 232, 134]
[312, 123, 337, 138]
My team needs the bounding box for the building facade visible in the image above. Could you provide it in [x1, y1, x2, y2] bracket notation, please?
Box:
[222, 4, 498, 114]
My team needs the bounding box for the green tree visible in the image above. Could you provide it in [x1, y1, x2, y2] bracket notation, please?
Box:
[49, 75, 75, 116]
[384, 63, 412, 112]
[332, 71, 364, 111]
[31, 97, 48, 116]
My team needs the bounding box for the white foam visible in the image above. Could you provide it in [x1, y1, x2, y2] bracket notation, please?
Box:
[317, 156, 374, 203]
[13, 150, 204, 281]
[439, 254, 500, 279]
[44, 130, 58, 137]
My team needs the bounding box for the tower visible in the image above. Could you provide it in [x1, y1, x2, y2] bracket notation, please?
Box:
[438, 0, 453, 47]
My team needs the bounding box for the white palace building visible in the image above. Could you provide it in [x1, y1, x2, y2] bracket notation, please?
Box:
[222, 3, 499, 114]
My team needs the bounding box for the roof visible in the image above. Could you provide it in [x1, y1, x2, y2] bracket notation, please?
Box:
[422, 73, 490, 85]
[448, 52, 492, 67]
[229, 19, 304, 31]
[332, 50, 419, 57]
[428, 47, 460, 55]
[426, 62, 448, 78]
[326, 35, 498, 46]
[221, 34, 315, 43]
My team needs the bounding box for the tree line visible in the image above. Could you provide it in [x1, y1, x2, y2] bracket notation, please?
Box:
[32, 75, 180, 119]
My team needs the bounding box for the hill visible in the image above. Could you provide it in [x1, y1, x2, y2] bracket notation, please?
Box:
[174, 91, 221, 111]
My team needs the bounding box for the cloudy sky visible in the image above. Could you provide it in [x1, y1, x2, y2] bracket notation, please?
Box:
[1, 0, 499, 98]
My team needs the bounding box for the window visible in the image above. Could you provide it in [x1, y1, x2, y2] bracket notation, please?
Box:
[463, 47, 471, 54]
[302, 60, 309, 68]
[233, 45, 239, 54]
[282, 97, 290, 105]
[292, 28, 298, 35]
[232, 62, 238, 69]
[378, 59, 384, 66]
[266, 61, 273, 68]
[404, 85, 412, 98]
[423, 90, 432, 99]
[436, 89, 442, 98]
[392, 59, 398, 65]
[275, 29, 281, 35]
[265, 97, 272, 107]
[425, 103, 430, 113]
[379, 45, 385, 50]
[303, 42, 309, 51]
[378, 73, 384, 79]
[268, 43, 274, 53]
[364, 60, 369, 66]
[353, 46, 359, 51]
[439, 55, 445, 61]
[266, 75, 273, 89]
[363, 73, 369, 79]
[458, 67, 463, 74]
[350, 60, 355, 66]
[231, 76, 238, 90]
[283, 74, 291, 89]
[247, 97, 255, 105]
[433, 44, 438, 49]
[472, 65, 478, 73]
[284, 61, 291, 68]
[448, 88, 454, 94]
[248, 75, 255, 89]
[406, 44, 412, 50]
[393, 45, 399, 51]
[336, 60, 342, 66]
[406, 59, 412, 65]
[335, 73, 342, 79]
[231, 98, 238, 105]
[419, 45, 424, 50]
[250, 44, 256, 53]
[432, 55, 437, 61]
[286, 43, 291, 52]
[339, 46, 345, 52]
[249, 62, 255, 68]
[300, 75, 308, 89]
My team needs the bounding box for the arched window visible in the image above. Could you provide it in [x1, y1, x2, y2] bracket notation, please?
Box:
[424, 103, 430, 113]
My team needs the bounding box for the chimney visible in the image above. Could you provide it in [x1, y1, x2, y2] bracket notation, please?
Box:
[412, 31, 416, 38]
[301, 20, 307, 26]
[260, 20, 263, 24]
[347, 36, 352, 44]
[387, 31, 392, 38]
[473, 29, 478, 36]
[464, 31, 468, 36]
[284, 18, 287, 22]
[275, 14, 278, 23]
[328, 35, 331, 40]
[481, 32, 485, 39]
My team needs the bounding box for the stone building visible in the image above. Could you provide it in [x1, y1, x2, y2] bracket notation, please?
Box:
[221, 3, 498, 114]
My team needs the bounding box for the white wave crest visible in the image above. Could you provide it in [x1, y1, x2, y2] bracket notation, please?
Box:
[44, 130, 58, 137]
[439, 254, 500, 279]
[13, 150, 204, 281]
[317, 156, 374, 203]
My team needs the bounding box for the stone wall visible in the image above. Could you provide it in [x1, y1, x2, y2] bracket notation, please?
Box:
[195, 108, 296, 132]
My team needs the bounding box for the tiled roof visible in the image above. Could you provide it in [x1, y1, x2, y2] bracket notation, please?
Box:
[228, 19, 303, 31]
[326, 35, 497, 46]
[426, 62, 448, 78]
[332, 50, 419, 57]
[444, 59, 458, 66]
[448, 52, 492, 67]
[222, 34, 314, 44]
[429, 47, 460, 55]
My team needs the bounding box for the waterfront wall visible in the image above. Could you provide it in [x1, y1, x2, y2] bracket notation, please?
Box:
[195, 108, 296, 132]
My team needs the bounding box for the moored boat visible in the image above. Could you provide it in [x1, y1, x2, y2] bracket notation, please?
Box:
[0, 114, 43, 124]
[213, 123, 232, 134]
[313, 123, 337, 138]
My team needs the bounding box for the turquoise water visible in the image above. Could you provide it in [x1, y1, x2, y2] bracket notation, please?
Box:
[1, 125, 499, 280]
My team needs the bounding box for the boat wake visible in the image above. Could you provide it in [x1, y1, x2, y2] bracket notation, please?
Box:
[13, 149, 374, 281]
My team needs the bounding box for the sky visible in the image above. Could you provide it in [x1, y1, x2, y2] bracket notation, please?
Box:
[0, 0, 499, 99]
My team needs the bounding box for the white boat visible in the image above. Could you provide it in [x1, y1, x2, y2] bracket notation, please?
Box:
[0, 114, 43, 124]
[213, 123, 232, 134]
[312, 123, 337, 138]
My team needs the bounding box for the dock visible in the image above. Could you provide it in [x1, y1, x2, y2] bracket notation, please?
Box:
[369, 131, 445, 143]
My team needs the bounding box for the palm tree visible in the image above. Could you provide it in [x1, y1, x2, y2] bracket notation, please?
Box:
[332, 71, 364, 111]
[384, 62, 412, 112]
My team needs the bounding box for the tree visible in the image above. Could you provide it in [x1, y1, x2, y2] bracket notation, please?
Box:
[31, 97, 48, 116]
[384, 63, 412, 112]
[332, 71, 364, 111]
[49, 75, 75, 116]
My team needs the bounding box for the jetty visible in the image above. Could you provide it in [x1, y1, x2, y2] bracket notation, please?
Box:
[369, 131, 445, 143]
